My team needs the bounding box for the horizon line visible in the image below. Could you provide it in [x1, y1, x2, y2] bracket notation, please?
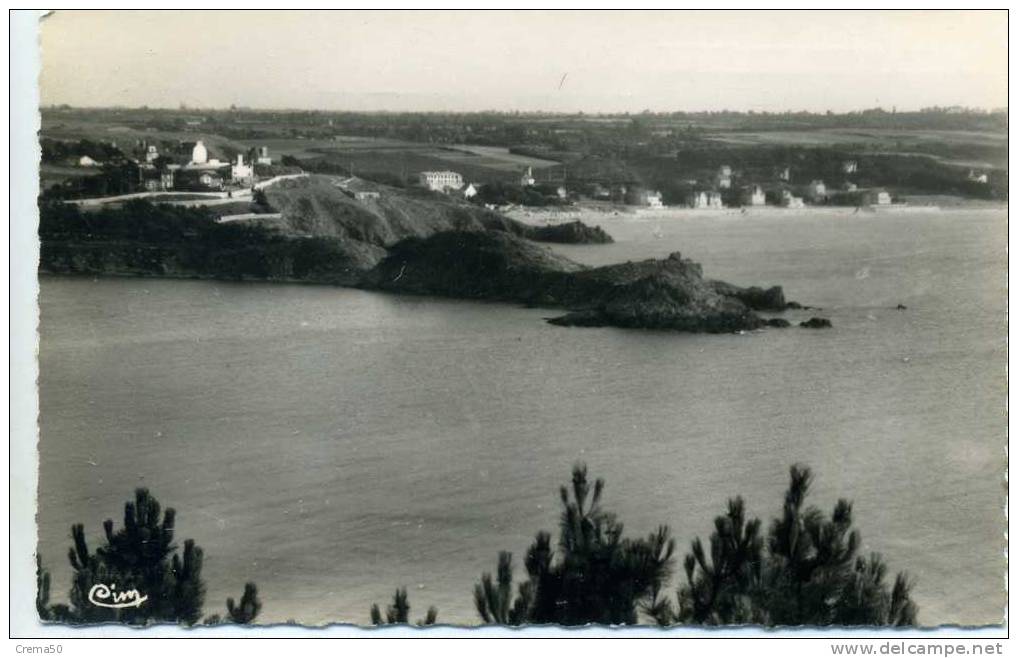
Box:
[41, 103, 1009, 117]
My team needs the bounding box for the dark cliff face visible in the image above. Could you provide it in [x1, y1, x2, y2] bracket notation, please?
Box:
[358, 230, 584, 302]
[40, 238, 384, 286]
[360, 232, 781, 333]
[520, 221, 614, 244]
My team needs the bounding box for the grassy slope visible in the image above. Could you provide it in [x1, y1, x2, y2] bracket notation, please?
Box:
[258, 175, 609, 247]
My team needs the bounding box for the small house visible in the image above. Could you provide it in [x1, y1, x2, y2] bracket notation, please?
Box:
[688, 191, 723, 209]
[717, 165, 733, 189]
[198, 171, 224, 190]
[626, 187, 664, 208]
[78, 155, 100, 167]
[781, 190, 805, 209]
[231, 154, 255, 184]
[140, 164, 171, 192]
[744, 185, 766, 206]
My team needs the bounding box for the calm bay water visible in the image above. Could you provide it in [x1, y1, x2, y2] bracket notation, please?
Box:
[37, 208, 1006, 626]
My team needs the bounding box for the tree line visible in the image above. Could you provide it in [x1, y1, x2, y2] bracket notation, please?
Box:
[38, 464, 916, 628]
[381, 463, 916, 628]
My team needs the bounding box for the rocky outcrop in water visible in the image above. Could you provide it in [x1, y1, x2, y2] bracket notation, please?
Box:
[711, 281, 787, 311]
[360, 231, 794, 333]
[800, 317, 833, 329]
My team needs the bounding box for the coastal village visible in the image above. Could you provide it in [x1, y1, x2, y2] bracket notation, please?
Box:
[39, 102, 1005, 218]
[47, 134, 921, 214]
[408, 161, 898, 210]
[45, 137, 286, 198]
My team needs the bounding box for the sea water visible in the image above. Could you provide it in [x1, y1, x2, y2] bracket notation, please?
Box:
[36, 208, 1006, 626]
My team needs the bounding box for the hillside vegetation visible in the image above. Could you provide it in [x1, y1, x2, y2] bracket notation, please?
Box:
[257, 175, 611, 245]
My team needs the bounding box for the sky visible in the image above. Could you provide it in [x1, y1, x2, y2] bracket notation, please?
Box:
[39, 10, 1008, 113]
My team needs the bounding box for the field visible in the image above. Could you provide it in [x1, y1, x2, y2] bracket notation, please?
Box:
[38, 107, 1007, 200]
[290, 138, 562, 184]
[41, 111, 563, 186]
[705, 128, 1007, 169]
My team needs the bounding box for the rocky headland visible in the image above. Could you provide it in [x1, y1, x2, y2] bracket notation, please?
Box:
[358, 230, 805, 333]
[39, 177, 826, 334]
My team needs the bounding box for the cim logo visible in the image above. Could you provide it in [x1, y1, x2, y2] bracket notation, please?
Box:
[87, 583, 148, 609]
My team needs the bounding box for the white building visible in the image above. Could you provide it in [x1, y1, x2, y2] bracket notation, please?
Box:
[745, 185, 766, 206]
[874, 190, 892, 205]
[778, 166, 791, 181]
[231, 153, 254, 183]
[354, 191, 381, 201]
[627, 187, 664, 207]
[418, 170, 464, 192]
[688, 191, 723, 209]
[256, 146, 272, 166]
[77, 155, 99, 167]
[968, 170, 989, 184]
[781, 190, 805, 209]
[145, 144, 159, 163]
[520, 167, 536, 187]
[190, 140, 208, 165]
[462, 183, 478, 199]
[717, 165, 732, 189]
[198, 171, 223, 189]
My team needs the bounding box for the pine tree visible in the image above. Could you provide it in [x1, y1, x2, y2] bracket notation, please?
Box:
[36, 556, 52, 621]
[42, 489, 261, 627]
[667, 465, 918, 627]
[474, 551, 534, 625]
[475, 464, 675, 626]
[63, 489, 205, 625]
[226, 583, 262, 625]
[370, 588, 437, 626]
[763, 465, 864, 625]
[675, 496, 764, 625]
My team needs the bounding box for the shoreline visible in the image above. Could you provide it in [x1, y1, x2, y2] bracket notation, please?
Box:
[504, 199, 1004, 224]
